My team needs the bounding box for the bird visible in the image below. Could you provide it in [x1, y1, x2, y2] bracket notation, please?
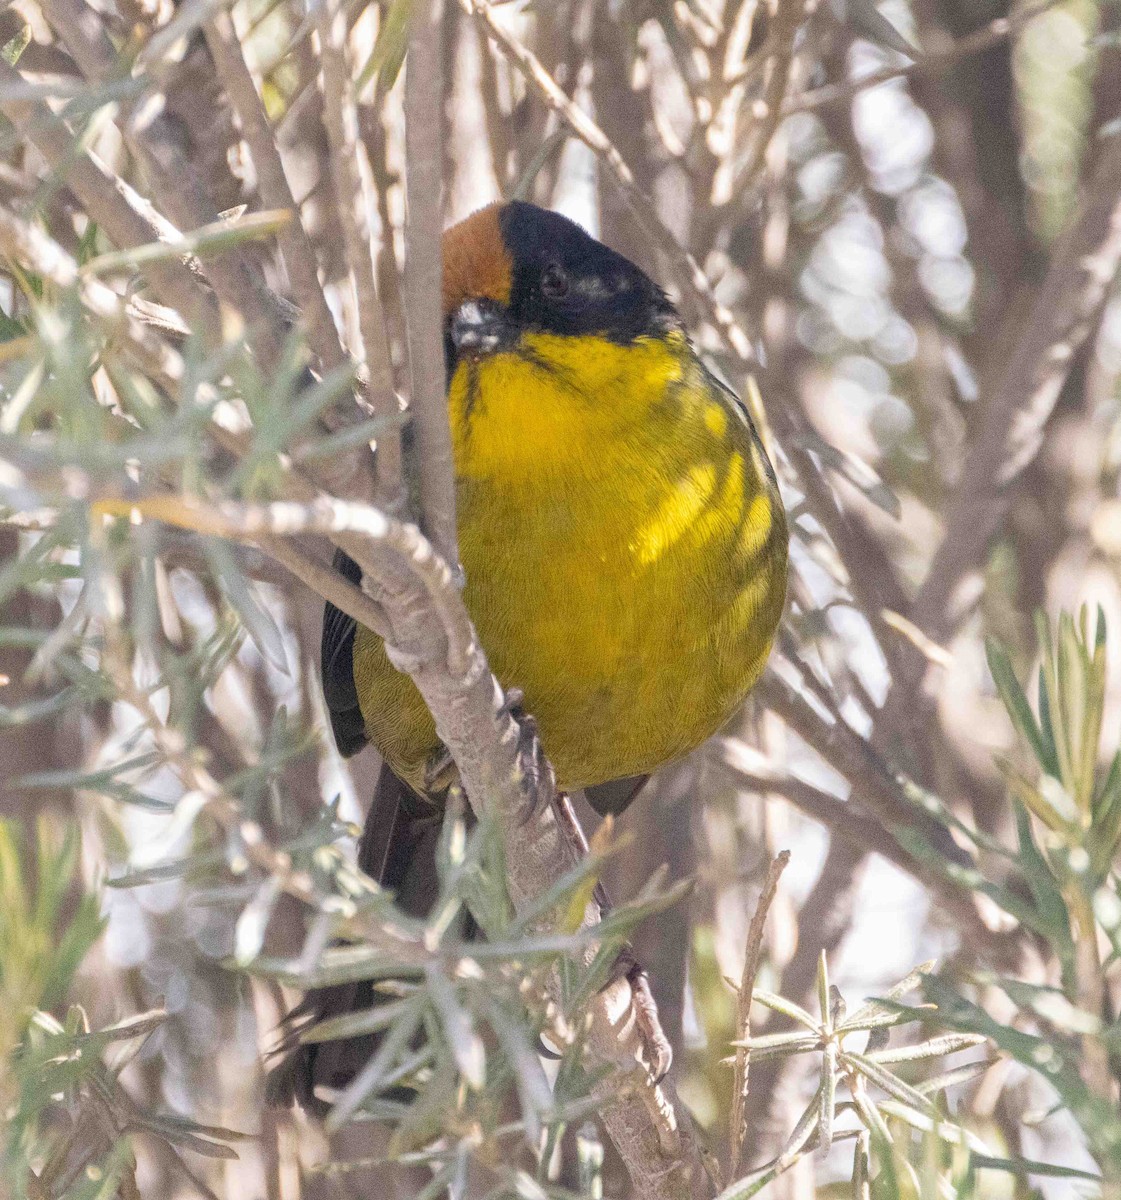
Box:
[268, 199, 788, 1110]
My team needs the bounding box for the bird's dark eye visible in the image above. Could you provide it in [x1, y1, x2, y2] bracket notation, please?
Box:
[541, 263, 569, 300]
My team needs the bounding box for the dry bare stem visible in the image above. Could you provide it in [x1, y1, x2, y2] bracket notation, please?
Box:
[730, 0, 808, 198]
[730, 850, 790, 1178]
[784, 0, 1066, 115]
[907, 132, 1121, 660]
[405, 0, 460, 570]
[33, 0, 287, 369]
[315, 0, 403, 505]
[203, 9, 347, 375]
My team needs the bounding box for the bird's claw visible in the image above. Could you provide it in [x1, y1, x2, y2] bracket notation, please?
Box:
[629, 964, 673, 1083]
[612, 946, 673, 1083]
[422, 746, 457, 795]
[497, 686, 555, 826]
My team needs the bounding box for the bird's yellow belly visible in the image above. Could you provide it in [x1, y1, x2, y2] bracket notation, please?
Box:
[352, 332, 787, 792]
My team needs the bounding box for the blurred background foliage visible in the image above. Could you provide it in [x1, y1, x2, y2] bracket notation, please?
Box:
[1, 0, 1121, 1196]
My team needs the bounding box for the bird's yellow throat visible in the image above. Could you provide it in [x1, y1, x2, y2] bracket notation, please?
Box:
[352, 328, 787, 792]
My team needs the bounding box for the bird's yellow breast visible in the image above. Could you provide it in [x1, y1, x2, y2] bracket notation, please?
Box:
[352, 330, 787, 792]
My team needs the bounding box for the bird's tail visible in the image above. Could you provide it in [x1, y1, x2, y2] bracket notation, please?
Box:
[265, 761, 443, 1113]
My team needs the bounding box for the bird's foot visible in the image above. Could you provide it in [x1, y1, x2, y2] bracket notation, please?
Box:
[422, 746, 458, 796]
[631, 965, 673, 1083]
[615, 945, 673, 1083]
[497, 687, 555, 826]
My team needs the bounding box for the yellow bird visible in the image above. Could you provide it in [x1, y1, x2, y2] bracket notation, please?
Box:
[272, 200, 788, 1107]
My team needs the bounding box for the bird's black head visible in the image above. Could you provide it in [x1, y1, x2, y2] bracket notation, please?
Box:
[442, 201, 681, 366]
[499, 201, 680, 342]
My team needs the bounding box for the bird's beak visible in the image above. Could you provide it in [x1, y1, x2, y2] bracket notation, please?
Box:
[448, 297, 516, 360]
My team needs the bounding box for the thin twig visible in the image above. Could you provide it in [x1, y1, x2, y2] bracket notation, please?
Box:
[405, 0, 459, 569]
[461, 0, 754, 361]
[783, 0, 1066, 115]
[203, 9, 346, 374]
[712, 753, 914, 877]
[258, 535, 393, 641]
[316, 0, 403, 505]
[91, 494, 475, 676]
[904, 131, 1121, 665]
[34, 0, 287, 370]
[0, 58, 221, 343]
[729, 850, 790, 1178]
[731, 0, 807, 198]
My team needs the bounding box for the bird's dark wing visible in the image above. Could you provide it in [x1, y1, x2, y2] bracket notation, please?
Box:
[266, 763, 445, 1113]
[321, 548, 368, 758]
[584, 775, 649, 816]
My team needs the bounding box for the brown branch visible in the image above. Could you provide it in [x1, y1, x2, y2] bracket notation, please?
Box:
[730, 0, 808, 198]
[405, 0, 459, 569]
[755, 670, 1024, 969]
[203, 9, 347, 375]
[730, 850, 790, 1178]
[784, 0, 1066, 116]
[316, 0, 403, 506]
[257, 535, 393, 642]
[0, 59, 221, 344]
[461, 0, 754, 361]
[905, 131, 1121, 661]
[34, 0, 287, 371]
[711, 745, 917, 878]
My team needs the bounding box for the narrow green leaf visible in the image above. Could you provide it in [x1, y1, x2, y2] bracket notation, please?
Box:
[840, 0, 918, 56]
[732, 1030, 821, 1052]
[864, 1032, 987, 1064]
[205, 539, 289, 676]
[304, 997, 412, 1043]
[1, 24, 31, 65]
[247, 944, 419, 989]
[752, 990, 821, 1032]
[819, 1042, 837, 1154]
[915, 1058, 994, 1095]
[82, 210, 291, 275]
[968, 1152, 1102, 1182]
[842, 1050, 939, 1115]
[355, 0, 413, 93]
[426, 965, 485, 1090]
[878, 1100, 994, 1153]
[839, 962, 936, 1031]
[817, 951, 831, 1030]
[986, 638, 1047, 766]
[326, 999, 425, 1130]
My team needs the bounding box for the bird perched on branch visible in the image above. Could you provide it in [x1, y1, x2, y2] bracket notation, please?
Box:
[269, 200, 788, 1109]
